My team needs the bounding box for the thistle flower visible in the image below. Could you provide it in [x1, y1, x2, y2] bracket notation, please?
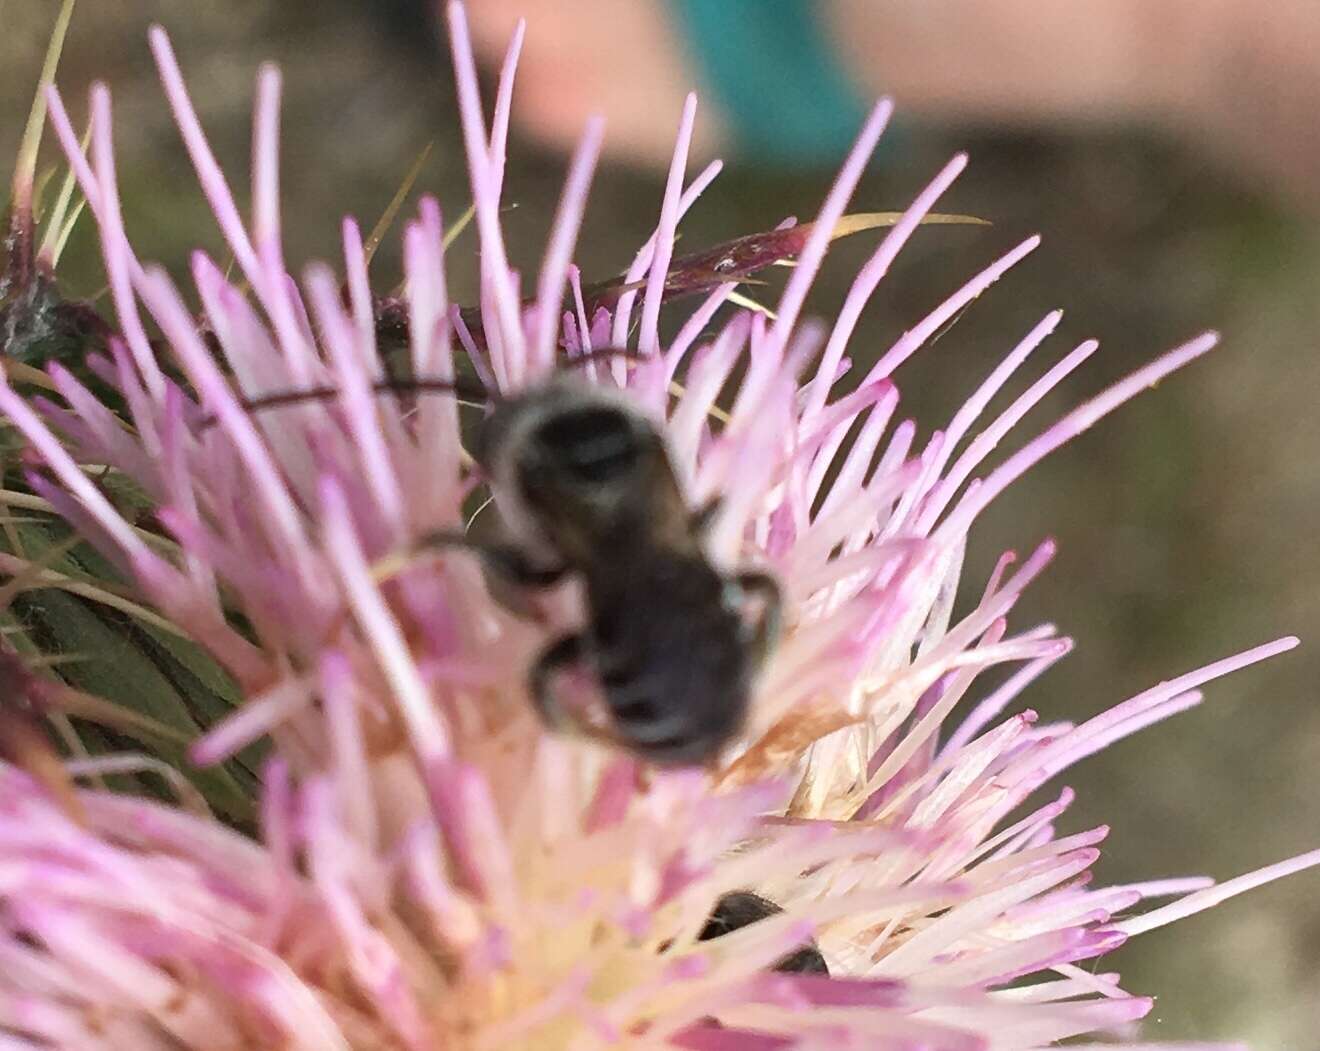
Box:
[0, 4, 1315, 1049]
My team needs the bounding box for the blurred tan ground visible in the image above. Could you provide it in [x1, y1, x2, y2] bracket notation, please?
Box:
[3, 2, 1317, 1045]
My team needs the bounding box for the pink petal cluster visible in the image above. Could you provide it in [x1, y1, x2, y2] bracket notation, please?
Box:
[0, 4, 1314, 1049]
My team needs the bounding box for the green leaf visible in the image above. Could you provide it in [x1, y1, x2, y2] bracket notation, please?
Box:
[9, 523, 257, 820]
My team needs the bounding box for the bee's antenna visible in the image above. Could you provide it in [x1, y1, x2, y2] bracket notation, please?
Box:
[561, 345, 647, 370]
[256, 378, 481, 415]
[195, 376, 487, 432]
[196, 346, 650, 431]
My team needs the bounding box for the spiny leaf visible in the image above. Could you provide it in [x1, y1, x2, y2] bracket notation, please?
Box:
[443, 210, 987, 354]
[1, 269, 114, 368]
[583, 211, 989, 311]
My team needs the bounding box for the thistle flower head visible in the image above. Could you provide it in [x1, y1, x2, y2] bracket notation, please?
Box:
[0, 5, 1315, 1049]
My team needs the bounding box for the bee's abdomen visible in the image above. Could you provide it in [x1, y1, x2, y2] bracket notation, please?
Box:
[587, 555, 751, 765]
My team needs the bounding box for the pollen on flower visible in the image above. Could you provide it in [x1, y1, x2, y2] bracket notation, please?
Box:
[0, 2, 1315, 1050]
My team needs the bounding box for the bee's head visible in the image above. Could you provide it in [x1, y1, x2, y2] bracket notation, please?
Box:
[522, 401, 659, 539]
[477, 382, 670, 558]
[475, 382, 643, 476]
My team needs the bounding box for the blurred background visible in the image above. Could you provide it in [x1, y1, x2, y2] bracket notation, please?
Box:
[3, 1, 1317, 1044]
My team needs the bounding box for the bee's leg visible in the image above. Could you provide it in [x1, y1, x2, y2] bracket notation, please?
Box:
[528, 633, 589, 730]
[729, 571, 783, 659]
[528, 636, 640, 753]
[416, 528, 567, 588]
[689, 497, 723, 535]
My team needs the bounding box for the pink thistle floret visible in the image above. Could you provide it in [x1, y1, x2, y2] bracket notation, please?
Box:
[0, 4, 1315, 1049]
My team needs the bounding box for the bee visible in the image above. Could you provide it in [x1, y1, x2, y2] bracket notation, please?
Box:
[229, 360, 781, 767]
[699, 891, 829, 975]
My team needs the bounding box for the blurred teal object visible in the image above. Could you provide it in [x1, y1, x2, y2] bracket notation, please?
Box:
[671, 0, 872, 166]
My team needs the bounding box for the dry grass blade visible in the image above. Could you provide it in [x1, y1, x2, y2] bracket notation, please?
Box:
[0, 551, 187, 637]
[11, 0, 76, 216]
[2, 362, 61, 391]
[726, 289, 778, 320]
[830, 211, 990, 237]
[0, 530, 84, 609]
[364, 141, 434, 268]
[441, 200, 477, 251]
[38, 124, 91, 267]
